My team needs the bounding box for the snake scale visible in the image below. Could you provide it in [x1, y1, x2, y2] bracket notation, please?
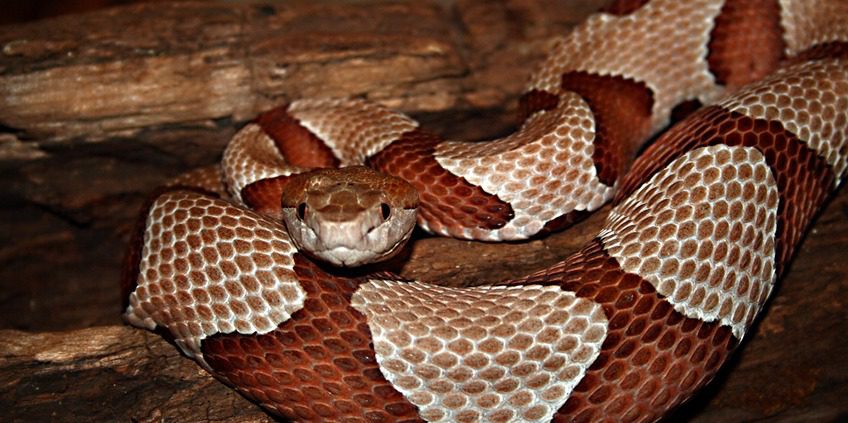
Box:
[122, 0, 848, 421]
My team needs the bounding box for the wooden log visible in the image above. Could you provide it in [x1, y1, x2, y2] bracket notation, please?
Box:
[0, 0, 600, 142]
[0, 326, 272, 422]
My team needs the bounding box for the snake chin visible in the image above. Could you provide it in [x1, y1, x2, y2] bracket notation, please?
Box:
[282, 207, 416, 267]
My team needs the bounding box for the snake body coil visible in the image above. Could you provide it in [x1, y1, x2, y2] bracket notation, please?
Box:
[123, 0, 848, 421]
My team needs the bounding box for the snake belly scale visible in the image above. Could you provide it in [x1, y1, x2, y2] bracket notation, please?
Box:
[122, 0, 848, 421]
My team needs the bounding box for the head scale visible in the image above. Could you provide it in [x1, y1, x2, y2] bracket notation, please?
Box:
[279, 166, 418, 267]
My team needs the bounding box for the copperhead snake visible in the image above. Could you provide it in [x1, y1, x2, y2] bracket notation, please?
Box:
[121, 0, 848, 421]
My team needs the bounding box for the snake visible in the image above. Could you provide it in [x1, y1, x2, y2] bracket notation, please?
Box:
[121, 0, 848, 421]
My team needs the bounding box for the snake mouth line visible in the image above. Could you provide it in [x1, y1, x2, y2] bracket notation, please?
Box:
[282, 206, 417, 267]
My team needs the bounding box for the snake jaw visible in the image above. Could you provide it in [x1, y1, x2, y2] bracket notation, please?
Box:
[278, 166, 419, 267]
[282, 206, 416, 267]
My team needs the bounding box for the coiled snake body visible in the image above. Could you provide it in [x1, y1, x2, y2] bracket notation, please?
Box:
[122, 0, 848, 421]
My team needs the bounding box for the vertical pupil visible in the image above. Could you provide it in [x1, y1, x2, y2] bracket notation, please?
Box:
[297, 203, 307, 220]
[381, 203, 391, 220]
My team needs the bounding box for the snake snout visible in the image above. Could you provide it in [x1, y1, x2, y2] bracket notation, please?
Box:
[280, 166, 418, 267]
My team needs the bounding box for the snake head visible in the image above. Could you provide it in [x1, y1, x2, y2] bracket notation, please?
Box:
[279, 166, 418, 267]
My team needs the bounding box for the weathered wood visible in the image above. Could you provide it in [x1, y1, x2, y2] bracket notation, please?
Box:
[0, 1, 457, 140]
[0, 0, 845, 422]
[0, 326, 272, 422]
[0, 0, 600, 142]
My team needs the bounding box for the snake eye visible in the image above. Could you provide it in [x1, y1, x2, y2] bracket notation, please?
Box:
[296, 203, 307, 220]
[380, 203, 391, 220]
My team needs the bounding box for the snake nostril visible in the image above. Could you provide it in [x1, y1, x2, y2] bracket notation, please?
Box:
[380, 203, 391, 220]
[296, 203, 307, 220]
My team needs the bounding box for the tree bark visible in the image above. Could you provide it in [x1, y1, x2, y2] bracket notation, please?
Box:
[0, 0, 600, 142]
